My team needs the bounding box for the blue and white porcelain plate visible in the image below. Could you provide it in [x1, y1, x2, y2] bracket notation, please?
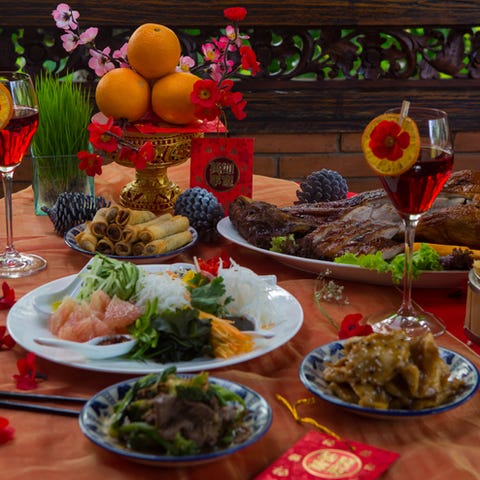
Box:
[299, 340, 479, 419]
[79, 375, 272, 467]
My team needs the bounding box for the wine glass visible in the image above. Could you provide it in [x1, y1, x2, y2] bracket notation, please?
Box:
[368, 105, 453, 336]
[0, 71, 47, 277]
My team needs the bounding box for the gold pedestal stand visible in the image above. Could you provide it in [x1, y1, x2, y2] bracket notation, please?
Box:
[109, 129, 204, 215]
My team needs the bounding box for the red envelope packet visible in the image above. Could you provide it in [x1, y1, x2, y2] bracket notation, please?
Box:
[254, 430, 399, 480]
[190, 137, 254, 214]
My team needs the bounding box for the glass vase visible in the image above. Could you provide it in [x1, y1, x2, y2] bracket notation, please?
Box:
[32, 154, 94, 215]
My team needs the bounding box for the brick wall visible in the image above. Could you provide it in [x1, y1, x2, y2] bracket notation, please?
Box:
[10, 130, 480, 196]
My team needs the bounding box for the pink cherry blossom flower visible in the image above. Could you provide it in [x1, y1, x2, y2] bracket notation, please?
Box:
[88, 47, 116, 76]
[177, 55, 196, 72]
[113, 43, 129, 68]
[52, 3, 79, 30]
[60, 31, 79, 52]
[79, 26, 98, 45]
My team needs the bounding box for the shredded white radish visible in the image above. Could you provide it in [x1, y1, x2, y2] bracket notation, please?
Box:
[217, 259, 280, 329]
[135, 271, 191, 311]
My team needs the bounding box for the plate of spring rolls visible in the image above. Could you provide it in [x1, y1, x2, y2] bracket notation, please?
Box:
[64, 206, 198, 263]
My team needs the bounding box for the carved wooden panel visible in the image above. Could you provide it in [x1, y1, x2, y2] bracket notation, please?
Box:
[1, 24, 480, 133]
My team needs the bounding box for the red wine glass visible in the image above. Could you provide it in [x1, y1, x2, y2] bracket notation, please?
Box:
[0, 71, 47, 277]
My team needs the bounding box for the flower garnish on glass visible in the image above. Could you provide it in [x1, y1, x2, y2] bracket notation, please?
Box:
[362, 101, 454, 336]
[52, 3, 260, 177]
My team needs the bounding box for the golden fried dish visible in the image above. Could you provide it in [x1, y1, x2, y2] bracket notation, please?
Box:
[322, 331, 465, 410]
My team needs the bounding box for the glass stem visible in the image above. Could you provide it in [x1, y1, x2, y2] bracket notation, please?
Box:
[1, 170, 17, 257]
[398, 214, 420, 317]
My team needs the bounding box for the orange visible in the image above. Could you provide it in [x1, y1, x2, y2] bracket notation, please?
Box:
[151, 72, 200, 125]
[0, 83, 13, 130]
[361, 113, 420, 176]
[127, 23, 181, 80]
[95, 68, 150, 122]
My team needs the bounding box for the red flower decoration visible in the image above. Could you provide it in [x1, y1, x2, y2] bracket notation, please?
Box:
[338, 313, 373, 339]
[224, 7, 247, 21]
[13, 352, 41, 390]
[196, 252, 232, 276]
[77, 151, 103, 176]
[240, 45, 260, 75]
[87, 117, 121, 152]
[0, 326, 15, 350]
[0, 282, 15, 309]
[191, 79, 221, 109]
[369, 120, 411, 161]
[0, 417, 15, 445]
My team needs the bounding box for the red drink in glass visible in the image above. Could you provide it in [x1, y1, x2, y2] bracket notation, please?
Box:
[0, 107, 39, 168]
[379, 147, 453, 216]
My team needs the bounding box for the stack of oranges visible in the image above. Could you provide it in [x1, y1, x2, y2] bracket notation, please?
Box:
[95, 23, 200, 125]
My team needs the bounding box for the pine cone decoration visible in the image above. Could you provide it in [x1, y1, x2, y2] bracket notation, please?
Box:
[295, 169, 348, 204]
[42, 192, 111, 236]
[174, 187, 224, 242]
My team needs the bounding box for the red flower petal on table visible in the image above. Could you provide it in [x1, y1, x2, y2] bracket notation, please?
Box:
[224, 7, 247, 21]
[77, 151, 103, 177]
[338, 313, 373, 339]
[0, 326, 15, 350]
[13, 352, 40, 390]
[369, 120, 411, 161]
[0, 282, 15, 309]
[0, 416, 15, 445]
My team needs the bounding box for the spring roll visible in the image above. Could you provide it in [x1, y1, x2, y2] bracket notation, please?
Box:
[106, 223, 123, 242]
[144, 230, 193, 255]
[139, 215, 190, 243]
[132, 241, 145, 256]
[75, 222, 97, 252]
[90, 208, 110, 237]
[96, 238, 115, 255]
[122, 213, 173, 243]
[116, 208, 156, 226]
[105, 206, 119, 223]
[114, 241, 132, 256]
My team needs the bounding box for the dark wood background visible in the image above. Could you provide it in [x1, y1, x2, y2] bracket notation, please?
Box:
[1, 0, 480, 135]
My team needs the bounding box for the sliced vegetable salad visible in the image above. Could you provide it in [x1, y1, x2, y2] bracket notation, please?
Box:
[66, 254, 280, 362]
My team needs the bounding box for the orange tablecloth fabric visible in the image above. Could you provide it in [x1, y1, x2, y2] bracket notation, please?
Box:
[1, 162, 480, 480]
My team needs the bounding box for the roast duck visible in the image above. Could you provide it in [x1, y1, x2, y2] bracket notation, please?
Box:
[228, 170, 480, 263]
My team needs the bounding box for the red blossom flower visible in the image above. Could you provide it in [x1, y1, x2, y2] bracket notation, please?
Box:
[0, 282, 15, 309]
[221, 89, 247, 121]
[224, 7, 247, 22]
[133, 141, 156, 170]
[240, 45, 260, 75]
[191, 79, 221, 108]
[0, 326, 15, 350]
[77, 151, 103, 176]
[13, 352, 41, 390]
[87, 118, 121, 152]
[0, 416, 15, 445]
[338, 313, 373, 339]
[369, 120, 411, 161]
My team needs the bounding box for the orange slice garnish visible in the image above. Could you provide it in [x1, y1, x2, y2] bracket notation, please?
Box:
[0, 83, 13, 130]
[361, 113, 420, 176]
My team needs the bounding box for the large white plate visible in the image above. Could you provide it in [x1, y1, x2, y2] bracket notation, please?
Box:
[7, 264, 303, 374]
[299, 340, 479, 419]
[79, 374, 272, 467]
[217, 217, 468, 288]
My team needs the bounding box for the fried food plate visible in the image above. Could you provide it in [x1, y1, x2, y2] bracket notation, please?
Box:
[217, 217, 468, 288]
[299, 340, 479, 419]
